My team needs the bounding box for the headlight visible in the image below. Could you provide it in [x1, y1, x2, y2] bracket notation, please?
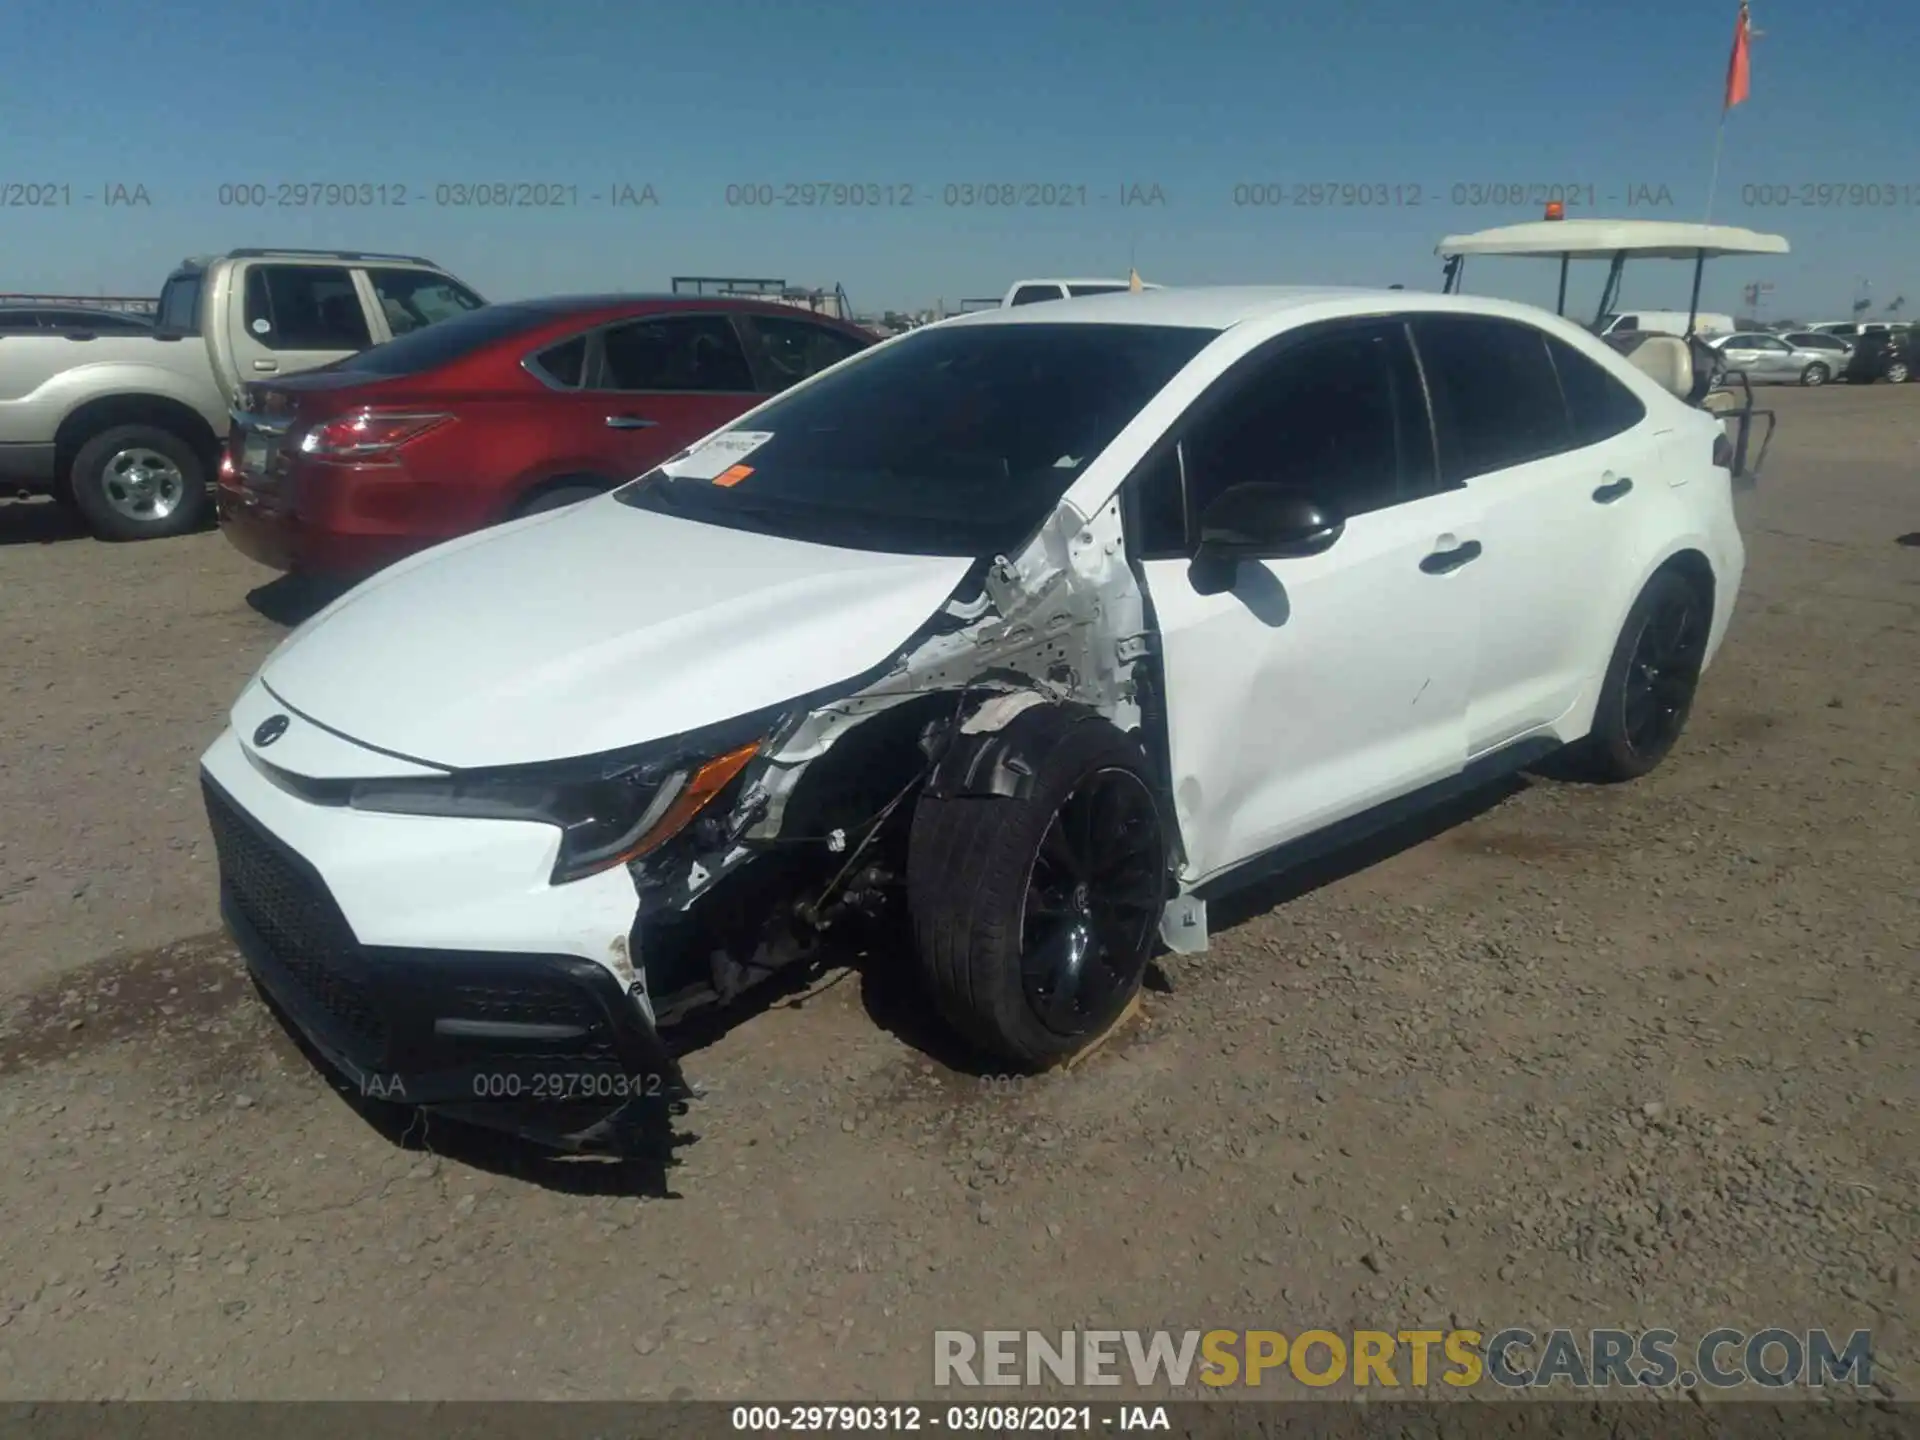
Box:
[348, 739, 761, 885]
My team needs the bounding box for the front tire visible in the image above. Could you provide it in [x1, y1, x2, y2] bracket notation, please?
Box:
[1569, 569, 1710, 782]
[907, 711, 1168, 1069]
[1885, 359, 1911, 384]
[1800, 362, 1829, 387]
[67, 425, 209, 541]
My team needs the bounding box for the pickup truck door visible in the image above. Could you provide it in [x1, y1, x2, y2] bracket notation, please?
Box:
[224, 262, 375, 386]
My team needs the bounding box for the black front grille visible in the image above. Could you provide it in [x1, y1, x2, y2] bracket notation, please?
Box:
[203, 781, 389, 1058]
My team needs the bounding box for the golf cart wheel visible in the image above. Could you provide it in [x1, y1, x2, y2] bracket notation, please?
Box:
[1799, 362, 1829, 387]
[906, 710, 1168, 1069]
[1568, 568, 1710, 783]
[67, 424, 210, 541]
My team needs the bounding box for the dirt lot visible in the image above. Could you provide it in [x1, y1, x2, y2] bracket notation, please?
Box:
[0, 386, 1914, 1401]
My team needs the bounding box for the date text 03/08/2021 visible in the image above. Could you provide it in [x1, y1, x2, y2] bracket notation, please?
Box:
[731, 1405, 1168, 1432]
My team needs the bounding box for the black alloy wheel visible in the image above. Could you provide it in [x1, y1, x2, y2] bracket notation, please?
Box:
[1019, 767, 1165, 1037]
[1619, 581, 1709, 765]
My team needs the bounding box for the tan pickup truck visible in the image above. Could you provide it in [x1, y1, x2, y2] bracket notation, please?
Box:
[0, 248, 483, 541]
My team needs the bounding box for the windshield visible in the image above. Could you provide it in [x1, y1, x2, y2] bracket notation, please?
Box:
[613, 322, 1214, 556]
[333, 303, 547, 376]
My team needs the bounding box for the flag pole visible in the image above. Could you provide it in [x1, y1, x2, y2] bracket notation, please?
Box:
[1704, 111, 1728, 223]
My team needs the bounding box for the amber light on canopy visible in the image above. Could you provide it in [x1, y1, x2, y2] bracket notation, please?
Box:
[1544, 201, 1566, 221]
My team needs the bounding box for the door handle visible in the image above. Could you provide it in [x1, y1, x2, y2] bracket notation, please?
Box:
[1419, 539, 1482, 575]
[1592, 477, 1634, 503]
[605, 415, 657, 429]
[251, 360, 278, 372]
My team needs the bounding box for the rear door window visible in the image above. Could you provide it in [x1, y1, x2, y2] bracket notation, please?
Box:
[244, 265, 372, 350]
[594, 314, 755, 392]
[738, 313, 869, 393]
[1544, 335, 1646, 447]
[1413, 316, 1575, 482]
[365, 269, 485, 337]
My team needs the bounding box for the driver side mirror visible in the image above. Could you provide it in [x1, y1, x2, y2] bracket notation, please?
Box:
[1188, 483, 1344, 596]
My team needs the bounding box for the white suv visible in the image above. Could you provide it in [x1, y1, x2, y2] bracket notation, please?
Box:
[200, 286, 1743, 1150]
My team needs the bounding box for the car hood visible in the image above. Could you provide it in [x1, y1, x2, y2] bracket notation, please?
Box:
[255, 498, 974, 770]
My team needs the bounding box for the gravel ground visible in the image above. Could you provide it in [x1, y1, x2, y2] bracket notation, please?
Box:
[0, 385, 1914, 1401]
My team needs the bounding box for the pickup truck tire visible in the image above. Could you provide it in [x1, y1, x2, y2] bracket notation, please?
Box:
[68, 425, 210, 542]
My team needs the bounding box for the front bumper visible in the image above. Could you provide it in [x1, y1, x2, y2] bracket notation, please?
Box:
[200, 734, 687, 1148]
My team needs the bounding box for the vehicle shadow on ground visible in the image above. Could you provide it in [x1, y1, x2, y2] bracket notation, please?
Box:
[0, 497, 89, 546]
[253, 979, 698, 1199]
[245, 573, 354, 627]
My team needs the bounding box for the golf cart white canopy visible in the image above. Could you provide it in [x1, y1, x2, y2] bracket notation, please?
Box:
[1438, 219, 1790, 261]
[1436, 214, 1790, 339]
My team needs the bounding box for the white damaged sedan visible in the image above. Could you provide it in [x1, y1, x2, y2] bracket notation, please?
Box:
[201, 286, 1744, 1148]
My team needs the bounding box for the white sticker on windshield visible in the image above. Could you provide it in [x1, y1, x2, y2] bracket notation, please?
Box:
[660, 430, 775, 481]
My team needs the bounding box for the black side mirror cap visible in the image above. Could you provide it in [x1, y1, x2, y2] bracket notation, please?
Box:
[1187, 483, 1344, 594]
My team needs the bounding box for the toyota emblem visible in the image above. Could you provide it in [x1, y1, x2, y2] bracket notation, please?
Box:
[253, 714, 290, 747]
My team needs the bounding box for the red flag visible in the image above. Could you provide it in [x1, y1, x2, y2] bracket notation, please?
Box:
[1724, 2, 1752, 110]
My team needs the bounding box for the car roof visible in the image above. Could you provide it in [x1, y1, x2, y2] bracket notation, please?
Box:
[937, 284, 1593, 333]
[500, 293, 868, 324]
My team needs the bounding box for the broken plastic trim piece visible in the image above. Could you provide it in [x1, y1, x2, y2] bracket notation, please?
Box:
[1158, 893, 1208, 954]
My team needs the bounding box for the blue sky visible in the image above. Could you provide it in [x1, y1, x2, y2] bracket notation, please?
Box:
[3, 0, 1913, 320]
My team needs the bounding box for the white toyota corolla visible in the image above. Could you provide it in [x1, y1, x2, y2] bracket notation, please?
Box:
[201, 286, 1744, 1148]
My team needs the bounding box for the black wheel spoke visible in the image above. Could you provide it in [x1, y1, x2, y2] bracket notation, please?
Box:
[1018, 767, 1165, 1039]
[1039, 815, 1084, 882]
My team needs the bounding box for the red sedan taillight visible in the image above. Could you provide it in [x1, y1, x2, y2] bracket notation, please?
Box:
[296, 410, 454, 459]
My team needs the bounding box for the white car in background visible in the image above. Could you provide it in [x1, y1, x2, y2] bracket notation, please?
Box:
[200, 286, 1744, 1150]
[1002, 277, 1163, 306]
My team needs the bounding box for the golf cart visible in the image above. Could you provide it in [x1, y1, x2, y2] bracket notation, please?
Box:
[1437, 207, 1791, 479]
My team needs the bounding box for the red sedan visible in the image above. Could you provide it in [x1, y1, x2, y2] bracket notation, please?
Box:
[217, 295, 877, 577]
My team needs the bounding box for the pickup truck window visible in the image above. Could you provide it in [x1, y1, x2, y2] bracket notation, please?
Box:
[1009, 285, 1066, 306]
[244, 264, 372, 350]
[365, 268, 485, 337]
[156, 275, 203, 335]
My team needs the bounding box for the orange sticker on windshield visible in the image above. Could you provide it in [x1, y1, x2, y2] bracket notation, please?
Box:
[713, 465, 754, 487]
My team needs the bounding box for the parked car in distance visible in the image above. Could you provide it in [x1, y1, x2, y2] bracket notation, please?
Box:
[0, 305, 153, 333]
[218, 295, 877, 578]
[0, 249, 482, 540]
[1598, 310, 1735, 339]
[1002, 278, 1163, 306]
[1708, 331, 1841, 386]
[1840, 327, 1914, 384]
[201, 286, 1744, 1150]
[1779, 330, 1854, 363]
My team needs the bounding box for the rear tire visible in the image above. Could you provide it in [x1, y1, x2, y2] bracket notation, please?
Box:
[906, 710, 1168, 1069]
[1799, 362, 1829, 387]
[1567, 569, 1710, 783]
[67, 424, 209, 541]
[515, 480, 608, 517]
[1885, 360, 1911, 385]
